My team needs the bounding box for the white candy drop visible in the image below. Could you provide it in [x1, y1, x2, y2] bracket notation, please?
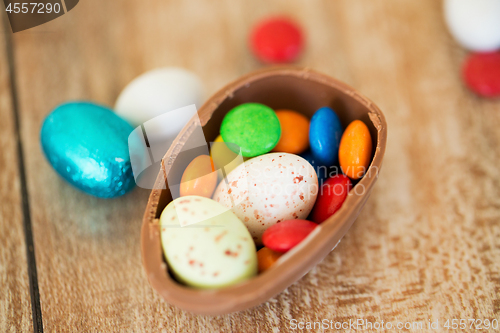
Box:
[444, 0, 500, 51]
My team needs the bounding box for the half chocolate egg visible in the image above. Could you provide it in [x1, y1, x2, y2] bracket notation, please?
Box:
[141, 66, 387, 315]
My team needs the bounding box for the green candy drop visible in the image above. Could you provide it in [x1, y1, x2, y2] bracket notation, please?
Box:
[220, 103, 281, 157]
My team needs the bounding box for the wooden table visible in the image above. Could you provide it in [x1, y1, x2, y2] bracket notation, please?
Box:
[1, 0, 500, 332]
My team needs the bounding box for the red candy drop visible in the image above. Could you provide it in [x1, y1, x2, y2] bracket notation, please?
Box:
[463, 52, 500, 98]
[311, 175, 352, 224]
[262, 220, 318, 253]
[250, 17, 304, 64]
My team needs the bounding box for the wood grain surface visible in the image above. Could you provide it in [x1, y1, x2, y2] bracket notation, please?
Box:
[2, 0, 500, 332]
[0, 13, 33, 333]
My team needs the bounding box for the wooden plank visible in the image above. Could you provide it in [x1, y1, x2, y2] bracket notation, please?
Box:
[320, 0, 500, 324]
[0, 14, 33, 333]
[10, 0, 500, 331]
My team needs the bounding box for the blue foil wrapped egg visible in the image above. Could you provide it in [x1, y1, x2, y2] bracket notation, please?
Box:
[309, 106, 343, 167]
[41, 102, 137, 198]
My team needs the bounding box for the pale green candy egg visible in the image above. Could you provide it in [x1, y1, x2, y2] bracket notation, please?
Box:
[160, 196, 257, 289]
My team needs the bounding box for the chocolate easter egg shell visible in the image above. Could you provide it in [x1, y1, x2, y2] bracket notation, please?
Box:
[141, 67, 387, 315]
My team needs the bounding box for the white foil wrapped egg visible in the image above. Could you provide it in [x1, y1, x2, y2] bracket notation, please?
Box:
[444, 0, 500, 51]
[115, 67, 205, 140]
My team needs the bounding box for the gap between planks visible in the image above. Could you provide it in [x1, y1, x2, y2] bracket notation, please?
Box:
[1, 13, 44, 333]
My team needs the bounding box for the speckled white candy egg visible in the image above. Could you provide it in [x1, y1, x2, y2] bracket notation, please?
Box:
[444, 0, 500, 51]
[115, 67, 204, 139]
[160, 196, 257, 289]
[213, 153, 318, 245]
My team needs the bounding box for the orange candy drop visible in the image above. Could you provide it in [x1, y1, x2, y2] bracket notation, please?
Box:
[339, 120, 372, 179]
[179, 155, 218, 198]
[257, 247, 283, 273]
[272, 110, 310, 154]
